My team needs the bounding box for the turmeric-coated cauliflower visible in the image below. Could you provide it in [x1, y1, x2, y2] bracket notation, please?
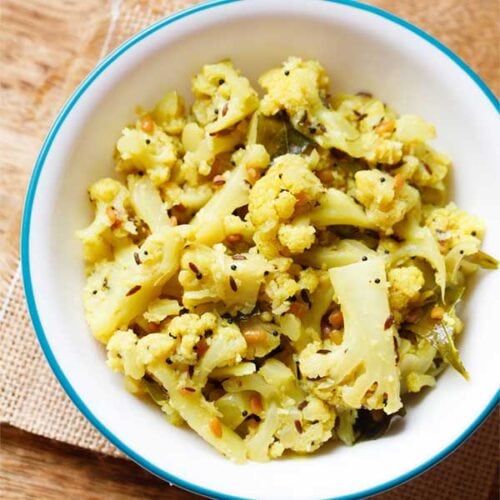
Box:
[355, 169, 419, 234]
[192, 61, 259, 134]
[116, 124, 180, 186]
[425, 202, 484, 254]
[179, 244, 270, 314]
[388, 266, 425, 312]
[77, 178, 136, 264]
[248, 154, 324, 257]
[78, 57, 495, 463]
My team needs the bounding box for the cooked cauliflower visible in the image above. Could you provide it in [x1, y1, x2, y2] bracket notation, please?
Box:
[408, 144, 450, 190]
[232, 143, 270, 172]
[78, 57, 494, 463]
[278, 221, 316, 254]
[116, 123, 180, 186]
[249, 154, 324, 257]
[181, 120, 247, 184]
[107, 329, 176, 379]
[271, 397, 335, 455]
[83, 227, 182, 343]
[425, 202, 484, 254]
[166, 312, 219, 364]
[143, 298, 181, 323]
[259, 58, 405, 165]
[355, 169, 419, 233]
[151, 91, 186, 135]
[179, 244, 270, 314]
[260, 57, 330, 118]
[192, 61, 259, 134]
[259, 57, 362, 158]
[300, 259, 402, 414]
[398, 337, 438, 393]
[388, 266, 425, 312]
[77, 178, 136, 264]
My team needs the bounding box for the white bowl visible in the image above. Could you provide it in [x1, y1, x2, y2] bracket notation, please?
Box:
[21, 0, 499, 498]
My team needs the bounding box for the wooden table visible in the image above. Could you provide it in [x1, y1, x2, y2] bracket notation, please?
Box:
[1, 1, 498, 499]
[2, 413, 498, 499]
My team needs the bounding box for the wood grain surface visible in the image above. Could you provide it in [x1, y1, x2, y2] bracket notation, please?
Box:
[0, 1, 498, 499]
[0, 424, 194, 499]
[1, 413, 498, 499]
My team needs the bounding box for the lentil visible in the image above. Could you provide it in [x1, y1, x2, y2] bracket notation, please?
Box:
[209, 417, 223, 438]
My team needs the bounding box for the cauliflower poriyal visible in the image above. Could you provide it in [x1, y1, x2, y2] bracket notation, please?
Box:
[78, 58, 496, 463]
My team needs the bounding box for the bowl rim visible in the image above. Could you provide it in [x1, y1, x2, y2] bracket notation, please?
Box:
[20, 0, 499, 498]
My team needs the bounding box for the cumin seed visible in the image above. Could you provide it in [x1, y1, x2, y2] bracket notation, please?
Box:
[126, 285, 141, 296]
[229, 276, 238, 292]
[298, 400, 309, 411]
[384, 314, 394, 330]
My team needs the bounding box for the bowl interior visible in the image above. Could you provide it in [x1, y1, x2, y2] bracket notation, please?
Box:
[25, 0, 499, 498]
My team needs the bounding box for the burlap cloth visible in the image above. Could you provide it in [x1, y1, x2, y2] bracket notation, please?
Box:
[0, 1, 498, 498]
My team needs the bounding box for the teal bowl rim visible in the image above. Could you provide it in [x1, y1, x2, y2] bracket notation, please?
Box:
[20, 0, 499, 498]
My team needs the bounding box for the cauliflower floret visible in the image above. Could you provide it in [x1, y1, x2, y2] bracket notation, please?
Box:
[76, 178, 136, 264]
[264, 273, 301, 315]
[191, 163, 251, 245]
[180, 120, 247, 185]
[297, 268, 320, 292]
[106, 329, 176, 379]
[161, 181, 214, 213]
[271, 397, 335, 455]
[425, 202, 484, 254]
[143, 298, 181, 323]
[234, 360, 335, 459]
[335, 97, 438, 168]
[260, 57, 330, 118]
[359, 133, 403, 165]
[166, 312, 218, 364]
[388, 266, 425, 313]
[151, 91, 186, 135]
[406, 143, 450, 190]
[116, 124, 180, 186]
[394, 115, 436, 144]
[278, 221, 316, 254]
[263, 266, 321, 316]
[300, 259, 402, 414]
[136, 334, 178, 368]
[193, 321, 248, 386]
[83, 227, 182, 343]
[232, 143, 270, 172]
[107, 311, 245, 389]
[333, 93, 397, 133]
[192, 61, 259, 134]
[398, 337, 438, 393]
[355, 169, 419, 233]
[107, 329, 139, 374]
[179, 244, 270, 314]
[249, 154, 324, 257]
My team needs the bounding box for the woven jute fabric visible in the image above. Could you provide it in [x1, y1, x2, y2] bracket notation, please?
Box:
[0, 1, 498, 498]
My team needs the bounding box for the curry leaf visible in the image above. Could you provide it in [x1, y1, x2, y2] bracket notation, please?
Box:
[408, 285, 468, 379]
[354, 407, 406, 442]
[144, 379, 168, 406]
[426, 322, 469, 380]
[256, 113, 314, 159]
[444, 285, 465, 306]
